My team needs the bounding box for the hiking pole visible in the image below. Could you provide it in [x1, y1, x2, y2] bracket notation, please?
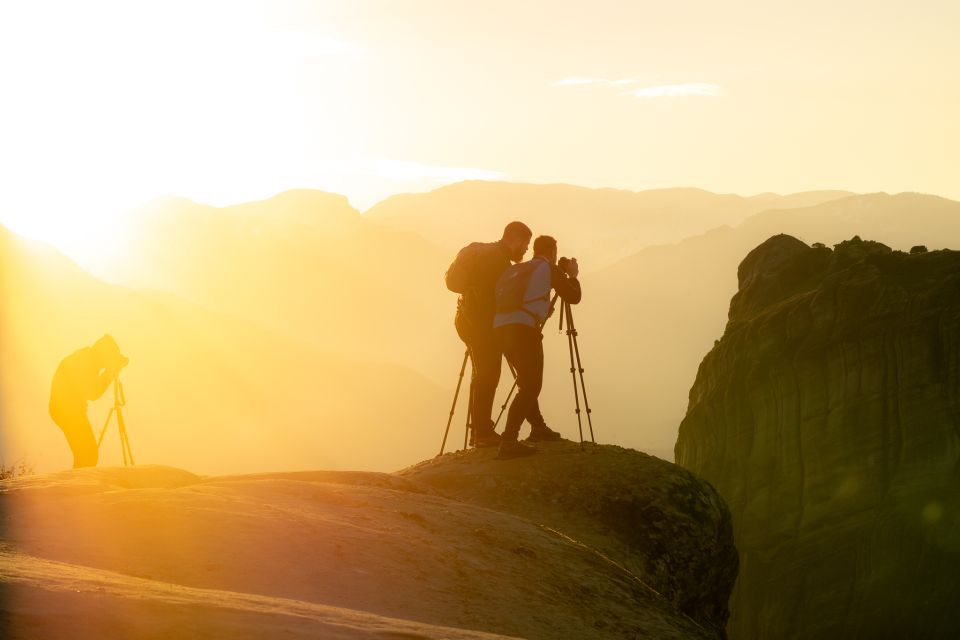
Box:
[97, 377, 135, 466]
[439, 349, 470, 456]
[564, 301, 595, 444]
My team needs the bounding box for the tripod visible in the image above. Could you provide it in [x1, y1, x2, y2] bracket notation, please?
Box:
[438, 349, 520, 455]
[439, 350, 472, 456]
[438, 292, 596, 454]
[97, 377, 135, 466]
[490, 293, 596, 450]
[558, 299, 595, 449]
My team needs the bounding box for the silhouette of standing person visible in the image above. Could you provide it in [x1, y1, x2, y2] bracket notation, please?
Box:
[446, 222, 532, 446]
[493, 236, 581, 459]
[49, 334, 129, 468]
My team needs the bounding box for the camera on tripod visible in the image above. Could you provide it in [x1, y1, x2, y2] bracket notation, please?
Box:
[558, 256, 578, 277]
[98, 349, 134, 466]
[108, 351, 130, 371]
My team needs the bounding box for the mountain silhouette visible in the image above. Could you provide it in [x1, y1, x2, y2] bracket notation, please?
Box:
[364, 180, 853, 269]
[11, 185, 957, 470]
[101, 190, 459, 382]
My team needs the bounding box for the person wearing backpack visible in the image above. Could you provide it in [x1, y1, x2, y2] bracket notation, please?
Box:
[493, 235, 581, 459]
[445, 221, 533, 447]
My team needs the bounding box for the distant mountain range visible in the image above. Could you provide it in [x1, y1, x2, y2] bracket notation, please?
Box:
[364, 181, 854, 269]
[4, 182, 958, 471]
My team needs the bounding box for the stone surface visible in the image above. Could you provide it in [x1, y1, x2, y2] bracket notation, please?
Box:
[1, 448, 736, 639]
[402, 440, 738, 637]
[676, 235, 960, 639]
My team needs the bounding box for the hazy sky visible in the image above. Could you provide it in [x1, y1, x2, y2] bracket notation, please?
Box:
[1, 0, 957, 263]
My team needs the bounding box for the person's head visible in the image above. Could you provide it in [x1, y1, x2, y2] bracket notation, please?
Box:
[500, 221, 532, 263]
[533, 235, 558, 265]
[92, 334, 128, 370]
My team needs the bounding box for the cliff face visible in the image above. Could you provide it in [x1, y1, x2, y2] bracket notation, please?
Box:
[675, 235, 960, 639]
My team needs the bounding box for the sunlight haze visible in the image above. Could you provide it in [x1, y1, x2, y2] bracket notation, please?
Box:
[3, 4, 960, 638]
[1, 0, 957, 265]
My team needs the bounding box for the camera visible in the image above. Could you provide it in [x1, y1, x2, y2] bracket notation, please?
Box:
[558, 256, 578, 276]
[110, 353, 130, 372]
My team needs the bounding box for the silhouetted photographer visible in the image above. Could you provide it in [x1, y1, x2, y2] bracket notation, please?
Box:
[49, 334, 129, 468]
[493, 235, 581, 459]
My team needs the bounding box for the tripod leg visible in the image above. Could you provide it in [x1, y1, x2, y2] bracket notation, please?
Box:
[463, 382, 474, 450]
[440, 350, 470, 456]
[492, 362, 518, 430]
[564, 302, 584, 451]
[98, 408, 115, 448]
[567, 308, 596, 444]
[116, 408, 134, 466]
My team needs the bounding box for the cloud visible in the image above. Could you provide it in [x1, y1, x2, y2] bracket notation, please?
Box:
[631, 83, 721, 98]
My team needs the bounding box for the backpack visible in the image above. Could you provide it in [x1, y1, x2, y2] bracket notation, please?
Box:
[445, 242, 491, 294]
[495, 260, 549, 315]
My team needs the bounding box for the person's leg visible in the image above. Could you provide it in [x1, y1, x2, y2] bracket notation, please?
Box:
[525, 399, 547, 430]
[500, 326, 542, 442]
[468, 328, 502, 435]
[55, 411, 99, 468]
[523, 333, 559, 440]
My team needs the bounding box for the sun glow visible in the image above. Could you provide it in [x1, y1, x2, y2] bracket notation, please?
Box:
[0, 0, 329, 269]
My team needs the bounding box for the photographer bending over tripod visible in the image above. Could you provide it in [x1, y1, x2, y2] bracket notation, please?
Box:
[493, 236, 580, 459]
[49, 334, 129, 468]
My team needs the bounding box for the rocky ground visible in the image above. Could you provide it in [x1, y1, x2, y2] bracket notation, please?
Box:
[0, 442, 736, 639]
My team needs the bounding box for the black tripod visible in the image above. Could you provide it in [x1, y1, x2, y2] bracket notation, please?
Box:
[438, 349, 519, 455]
[439, 350, 473, 456]
[558, 299, 595, 449]
[438, 292, 595, 454]
[97, 377, 135, 466]
[490, 293, 596, 450]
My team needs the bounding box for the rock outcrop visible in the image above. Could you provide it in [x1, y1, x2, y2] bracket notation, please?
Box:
[676, 235, 960, 639]
[1, 443, 737, 639]
[402, 441, 738, 636]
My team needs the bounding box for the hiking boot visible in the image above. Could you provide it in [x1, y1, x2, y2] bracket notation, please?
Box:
[526, 425, 562, 442]
[496, 439, 537, 460]
[472, 429, 502, 448]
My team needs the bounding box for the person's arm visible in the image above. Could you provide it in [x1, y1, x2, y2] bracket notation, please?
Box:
[91, 367, 117, 401]
[551, 263, 582, 304]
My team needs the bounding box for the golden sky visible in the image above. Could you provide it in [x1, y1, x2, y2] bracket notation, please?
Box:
[1, 0, 957, 264]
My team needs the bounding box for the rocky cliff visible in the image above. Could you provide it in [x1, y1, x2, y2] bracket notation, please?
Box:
[675, 235, 960, 638]
[1, 443, 737, 639]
